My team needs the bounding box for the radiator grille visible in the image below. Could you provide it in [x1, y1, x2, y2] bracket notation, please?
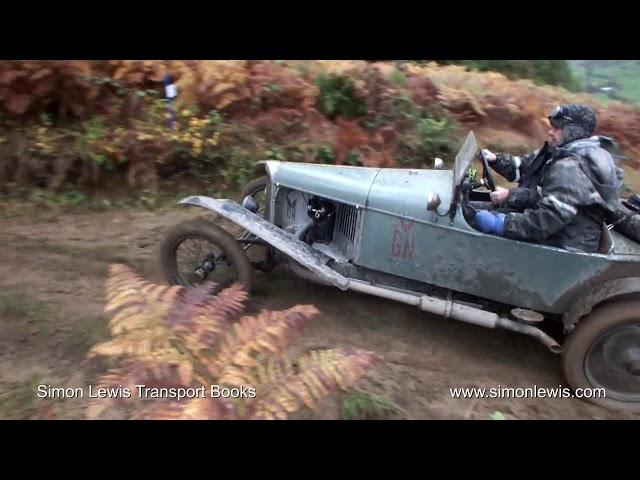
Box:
[337, 203, 359, 242]
[332, 202, 362, 262]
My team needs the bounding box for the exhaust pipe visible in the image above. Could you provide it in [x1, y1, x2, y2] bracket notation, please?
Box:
[347, 279, 562, 353]
[283, 263, 561, 353]
[496, 317, 563, 354]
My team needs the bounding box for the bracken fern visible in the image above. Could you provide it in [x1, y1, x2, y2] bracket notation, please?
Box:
[86, 264, 377, 420]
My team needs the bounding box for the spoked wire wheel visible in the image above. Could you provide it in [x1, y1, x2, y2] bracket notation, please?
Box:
[160, 218, 253, 293]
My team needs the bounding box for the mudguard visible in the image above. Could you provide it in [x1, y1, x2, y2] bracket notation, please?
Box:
[179, 196, 350, 290]
[563, 277, 640, 332]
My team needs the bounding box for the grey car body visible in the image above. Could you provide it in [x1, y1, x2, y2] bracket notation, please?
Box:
[181, 132, 640, 327]
[168, 131, 640, 411]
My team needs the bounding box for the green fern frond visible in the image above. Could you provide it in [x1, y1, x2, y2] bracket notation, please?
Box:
[340, 391, 404, 420]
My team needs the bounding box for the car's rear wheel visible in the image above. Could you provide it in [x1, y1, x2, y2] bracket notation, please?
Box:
[562, 298, 640, 412]
[160, 218, 254, 293]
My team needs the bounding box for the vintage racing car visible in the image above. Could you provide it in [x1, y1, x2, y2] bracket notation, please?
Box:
[160, 132, 640, 412]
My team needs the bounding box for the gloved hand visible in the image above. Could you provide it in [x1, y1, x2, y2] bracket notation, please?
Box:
[482, 149, 497, 163]
[490, 186, 510, 206]
[474, 210, 506, 236]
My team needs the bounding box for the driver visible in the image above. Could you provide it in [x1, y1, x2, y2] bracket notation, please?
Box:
[474, 104, 624, 253]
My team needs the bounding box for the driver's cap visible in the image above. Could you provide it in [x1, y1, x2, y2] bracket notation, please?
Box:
[548, 104, 597, 136]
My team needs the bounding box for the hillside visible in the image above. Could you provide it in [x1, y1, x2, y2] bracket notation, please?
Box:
[3, 61, 640, 421]
[0, 60, 638, 198]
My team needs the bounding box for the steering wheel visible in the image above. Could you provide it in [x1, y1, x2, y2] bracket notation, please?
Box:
[478, 149, 496, 192]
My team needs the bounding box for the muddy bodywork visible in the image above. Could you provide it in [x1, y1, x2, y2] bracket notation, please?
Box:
[184, 132, 640, 330]
[179, 196, 349, 290]
[562, 275, 640, 332]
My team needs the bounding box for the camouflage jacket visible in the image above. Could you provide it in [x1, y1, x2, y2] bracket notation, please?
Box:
[500, 138, 624, 252]
[492, 143, 552, 211]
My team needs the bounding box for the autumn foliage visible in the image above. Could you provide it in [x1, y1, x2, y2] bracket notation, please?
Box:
[1, 60, 640, 196]
[86, 264, 376, 419]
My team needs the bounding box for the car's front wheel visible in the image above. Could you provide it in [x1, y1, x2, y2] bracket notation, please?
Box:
[160, 218, 254, 293]
[562, 298, 640, 412]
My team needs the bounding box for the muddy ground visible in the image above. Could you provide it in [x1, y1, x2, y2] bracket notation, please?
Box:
[0, 202, 638, 420]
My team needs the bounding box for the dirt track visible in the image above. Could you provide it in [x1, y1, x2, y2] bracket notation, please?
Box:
[1, 204, 638, 420]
